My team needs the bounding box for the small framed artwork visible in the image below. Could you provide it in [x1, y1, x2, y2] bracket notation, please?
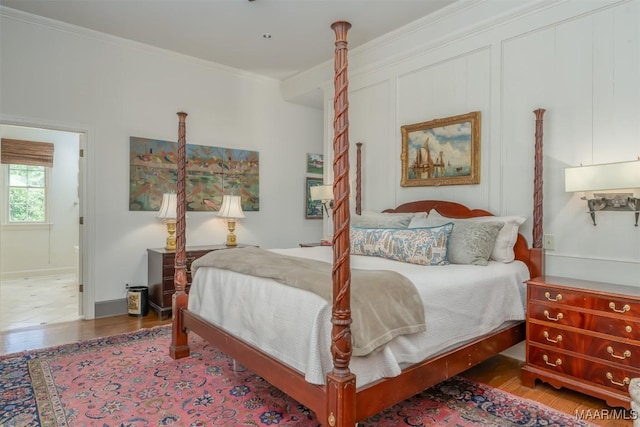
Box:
[306, 153, 324, 177]
[400, 111, 481, 187]
[305, 177, 324, 219]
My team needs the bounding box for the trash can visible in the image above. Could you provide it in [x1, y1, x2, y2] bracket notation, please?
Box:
[127, 286, 149, 317]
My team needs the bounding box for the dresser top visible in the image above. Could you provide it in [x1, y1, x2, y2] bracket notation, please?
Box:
[530, 275, 640, 298]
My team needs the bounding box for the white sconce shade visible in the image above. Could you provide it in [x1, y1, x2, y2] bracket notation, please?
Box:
[565, 160, 640, 226]
[217, 195, 246, 219]
[310, 185, 333, 201]
[565, 160, 640, 192]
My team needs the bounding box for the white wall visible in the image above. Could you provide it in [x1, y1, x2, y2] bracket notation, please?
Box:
[0, 126, 80, 278]
[291, 0, 639, 286]
[0, 8, 324, 317]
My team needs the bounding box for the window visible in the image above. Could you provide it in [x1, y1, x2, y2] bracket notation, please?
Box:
[7, 164, 47, 222]
[1, 138, 54, 225]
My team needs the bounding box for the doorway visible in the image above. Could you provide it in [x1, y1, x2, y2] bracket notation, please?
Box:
[0, 124, 84, 331]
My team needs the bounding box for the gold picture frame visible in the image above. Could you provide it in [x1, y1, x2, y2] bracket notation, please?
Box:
[401, 111, 481, 187]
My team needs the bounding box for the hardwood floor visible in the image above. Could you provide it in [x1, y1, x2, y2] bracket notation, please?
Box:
[0, 314, 634, 426]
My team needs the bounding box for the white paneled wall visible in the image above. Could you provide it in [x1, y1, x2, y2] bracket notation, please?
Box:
[314, 0, 639, 286]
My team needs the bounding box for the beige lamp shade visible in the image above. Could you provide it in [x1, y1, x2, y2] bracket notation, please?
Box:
[157, 193, 177, 221]
[565, 160, 640, 193]
[310, 184, 333, 201]
[217, 195, 245, 219]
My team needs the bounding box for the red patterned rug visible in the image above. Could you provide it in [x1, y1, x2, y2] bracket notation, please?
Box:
[1, 326, 594, 426]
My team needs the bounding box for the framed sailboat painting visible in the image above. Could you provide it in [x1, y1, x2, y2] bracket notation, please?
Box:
[400, 111, 480, 187]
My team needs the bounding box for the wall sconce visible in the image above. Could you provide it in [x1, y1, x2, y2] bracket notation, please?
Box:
[217, 195, 245, 246]
[157, 193, 178, 250]
[565, 159, 640, 226]
[310, 184, 334, 217]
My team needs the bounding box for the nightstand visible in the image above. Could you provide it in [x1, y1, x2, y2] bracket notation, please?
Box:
[521, 275, 640, 409]
[147, 244, 250, 320]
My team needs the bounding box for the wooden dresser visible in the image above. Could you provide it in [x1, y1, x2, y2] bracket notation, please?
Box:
[147, 244, 249, 320]
[522, 276, 640, 409]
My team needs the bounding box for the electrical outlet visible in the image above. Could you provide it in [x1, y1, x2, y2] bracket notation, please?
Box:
[124, 282, 130, 290]
[544, 234, 555, 250]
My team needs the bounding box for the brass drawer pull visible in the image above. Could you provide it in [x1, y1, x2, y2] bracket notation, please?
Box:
[609, 302, 631, 314]
[543, 331, 563, 343]
[543, 310, 563, 322]
[625, 326, 633, 333]
[606, 372, 630, 387]
[544, 291, 562, 302]
[543, 354, 562, 367]
[607, 346, 631, 360]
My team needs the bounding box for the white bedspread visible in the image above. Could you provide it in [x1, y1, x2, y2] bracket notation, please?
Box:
[187, 246, 529, 387]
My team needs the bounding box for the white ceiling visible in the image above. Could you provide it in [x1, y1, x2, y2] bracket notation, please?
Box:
[1, 0, 457, 80]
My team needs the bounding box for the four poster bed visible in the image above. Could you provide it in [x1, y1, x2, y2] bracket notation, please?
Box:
[170, 21, 546, 426]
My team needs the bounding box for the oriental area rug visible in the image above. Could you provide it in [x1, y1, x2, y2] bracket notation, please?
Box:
[1, 326, 593, 427]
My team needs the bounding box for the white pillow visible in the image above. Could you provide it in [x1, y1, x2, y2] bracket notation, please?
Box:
[428, 209, 526, 263]
[351, 210, 427, 228]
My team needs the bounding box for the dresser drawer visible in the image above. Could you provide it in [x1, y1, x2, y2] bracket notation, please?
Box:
[529, 286, 587, 307]
[527, 323, 582, 351]
[592, 297, 640, 318]
[528, 303, 640, 340]
[161, 272, 193, 292]
[528, 323, 640, 368]
[528, 346, 639, 394]
[588, 338, 640, 368]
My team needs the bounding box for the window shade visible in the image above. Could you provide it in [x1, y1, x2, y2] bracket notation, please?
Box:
[1, 138, 54, 167]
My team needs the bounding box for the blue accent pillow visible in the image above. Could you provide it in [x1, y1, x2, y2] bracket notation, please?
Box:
[350, 223, 453, 266]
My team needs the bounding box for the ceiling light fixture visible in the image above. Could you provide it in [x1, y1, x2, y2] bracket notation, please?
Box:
[262, 33, 272, 39]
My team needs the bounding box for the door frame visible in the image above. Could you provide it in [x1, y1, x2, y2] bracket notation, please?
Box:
[0, 115, 94, 319]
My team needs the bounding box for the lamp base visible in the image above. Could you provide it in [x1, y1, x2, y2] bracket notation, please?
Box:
[225, 234, 237, 246]
[165, 221, 177, 251]
[165, 236, 176, 251]
[225, 219, 238, 246]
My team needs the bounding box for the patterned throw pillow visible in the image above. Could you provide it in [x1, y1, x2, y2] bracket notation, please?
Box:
[410, 217, 502, 266]
[350, 224, 453, 266]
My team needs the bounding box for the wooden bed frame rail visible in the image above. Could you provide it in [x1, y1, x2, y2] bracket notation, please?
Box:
[170, 20, 546, 427]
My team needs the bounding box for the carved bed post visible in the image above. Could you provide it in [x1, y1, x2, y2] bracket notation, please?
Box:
[356, 142, 362, 215]
[531, 108, 546, 277]
[326, 21, 356, 427]
[170, 111, 190, 359]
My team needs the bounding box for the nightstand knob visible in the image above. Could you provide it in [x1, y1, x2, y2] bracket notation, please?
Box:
[626, 325, 633, 333]
[607, 346, 631, 360]
[606, 372, 630, 387]
[544, 291, 562, 302]
[609, 302, 631, 314]
[543, 354, 562, 367]
[543, 331, 562, 343]
[543, 310, 563, 322]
